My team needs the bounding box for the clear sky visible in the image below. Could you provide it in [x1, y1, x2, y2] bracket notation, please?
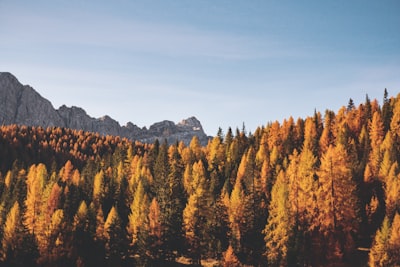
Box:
[1, 0, 399, 135]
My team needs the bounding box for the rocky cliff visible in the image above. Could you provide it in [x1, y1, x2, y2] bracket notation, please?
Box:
[0, 72, 209, 145]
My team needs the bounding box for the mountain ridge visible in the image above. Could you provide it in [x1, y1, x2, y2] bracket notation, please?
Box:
[0, 72, 209, 145]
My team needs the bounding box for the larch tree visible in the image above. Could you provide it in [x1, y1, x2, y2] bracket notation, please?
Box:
[1, 201, 38, 266]
[183, 191, 202, 265]
[182, 160, 210, 265]
[319, 110, 336, 154]
[368, 111, 385, 177]
[317, 144, 359, 260]
[264, 170, 292, 267]
[146, 197, 163, 263]
[25, 164, 47, 236]
[1, 201, 20, 261]
[229, 177, 245, 249]
[384, 164, 400, 219]
[93, 170, 105, 207]
[127, 180, 149, 248]
[222, 245, 241, 267]
[104, 206, 124, 267]
[72, 201, 92, 267]
[388, 212, 400, 266]
[166, 144, 185, 255]
[369, 216, 390, 267]
[286, 147, 318, 265]
[303, 116, 320, 156]
[47, 209, 68, 265]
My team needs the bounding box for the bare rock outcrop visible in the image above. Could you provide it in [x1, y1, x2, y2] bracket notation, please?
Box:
[0, 72, 209, 145]
[0, 72, 65, 127]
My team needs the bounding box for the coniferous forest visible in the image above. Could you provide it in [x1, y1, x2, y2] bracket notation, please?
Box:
[0, 91, 399, 267]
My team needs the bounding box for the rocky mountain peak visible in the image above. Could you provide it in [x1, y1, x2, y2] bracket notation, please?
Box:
[0, 72, 210, 145]
[178, 116, 203, 130]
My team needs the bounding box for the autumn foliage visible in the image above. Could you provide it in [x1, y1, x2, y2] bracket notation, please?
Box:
[0, 91, 399, 266]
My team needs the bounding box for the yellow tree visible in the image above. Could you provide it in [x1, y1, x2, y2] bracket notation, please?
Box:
[1, 201, 20, 261]
[72, 201, 92, 267]
[287, 149, 316, 226]
[104, 206, 124, 267]
[388, 212, 400, 266]
[182, 160, 210, 265]
[1, 201, 38, 266]
[369, 217, 390, 267]
[317, 144, 359, 260]
[264, 170, 291, 266]
[390, 94, 400, 138]
[183, 192, 202, 265]
[319, 110, 336, 154]
[303, 116, 320, 155]
[222, 245, 241, 267]
[46, 209, 67, 265]
[25, 163, 47, 235]
[147, 197, 163, 262]
[228, 178, 245, 250]
[61, 160, 74, 183]
[127, 180, 149, 247]
[368, 111, 385, 177]
[93, 170, 105, 206]
[384, 164, 400, 219]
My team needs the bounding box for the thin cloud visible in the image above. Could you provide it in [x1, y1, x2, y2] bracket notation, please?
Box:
[1, 10, 307, 61]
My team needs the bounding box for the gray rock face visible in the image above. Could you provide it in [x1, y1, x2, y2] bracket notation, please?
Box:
[0, 72, 65, 127]
[0, 72, 209, 145]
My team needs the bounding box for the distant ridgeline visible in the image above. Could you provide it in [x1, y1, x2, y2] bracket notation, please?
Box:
[0, 75, 399, 266]
[0, 72, 210, 145]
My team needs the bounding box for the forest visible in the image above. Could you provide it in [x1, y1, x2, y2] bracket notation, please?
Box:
[0, 90, 399, 267]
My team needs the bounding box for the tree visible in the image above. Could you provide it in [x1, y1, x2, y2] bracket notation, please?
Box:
[46, 209, 68, 266]
[1, 201, 21, 261]
[183, 192, 202, 265]
[104, 206, 124, 267]
[25, 164, 47, 235]
[264, 170, 291, 266]
[319, 110, 336, 154]
[93, 170, 105, 206]
[388, 212, 400, 266]
[147, 197, 162, 263]
[369, 217, 390, 267]
[127, 180, 149, 249]
[182, 160, 211, 265]
[382, 89, 392, 132]
[286, 147, 318, 265]
[368, 111, 385, 177]
[222, 245, 241, 267]
[1, 201, 38, 266]
[384, 163, 400, 219]
[72, 201, 93, 267]
[317, 144, 359, 261]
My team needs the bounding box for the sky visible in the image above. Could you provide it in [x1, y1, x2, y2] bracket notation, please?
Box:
[1, 0, 399, 135]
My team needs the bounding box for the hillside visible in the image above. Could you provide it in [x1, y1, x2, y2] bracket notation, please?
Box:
[0, 91, 399, 266]
[0, 72, 209, 145]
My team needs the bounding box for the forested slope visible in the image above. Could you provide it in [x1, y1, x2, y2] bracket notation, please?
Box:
[0, 91, 399, 267]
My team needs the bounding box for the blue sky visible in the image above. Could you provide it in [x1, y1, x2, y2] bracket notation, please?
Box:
[1, 0, 399, 135]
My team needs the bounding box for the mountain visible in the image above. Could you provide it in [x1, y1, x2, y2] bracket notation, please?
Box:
[0, 72, 209, 145]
